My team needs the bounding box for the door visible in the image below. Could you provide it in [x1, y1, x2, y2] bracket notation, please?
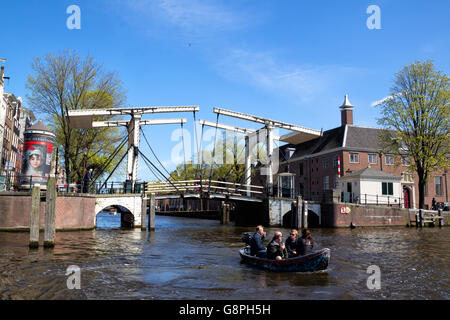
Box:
[403, 186, 410, 208]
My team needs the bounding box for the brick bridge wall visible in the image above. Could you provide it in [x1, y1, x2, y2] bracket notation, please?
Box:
[0, 192, 96, 231]
[0, 193, 143, 231]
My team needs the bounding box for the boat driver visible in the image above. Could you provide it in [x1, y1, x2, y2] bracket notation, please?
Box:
[250, 225, 267, 258]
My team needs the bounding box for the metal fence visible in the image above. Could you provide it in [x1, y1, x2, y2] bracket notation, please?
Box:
[0, 174, 146, 195]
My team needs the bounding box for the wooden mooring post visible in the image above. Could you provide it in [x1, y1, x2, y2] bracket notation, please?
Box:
[302, 200, 308, 229]
[295, 196, 303, 229]
[141, 195, 148, 231]
[44, 177, 57, 248]
[419, 209, 424, 227]
[148, 193, 155, 231]
[415, 211, 419, 228]
[29, 184, 41, 248]
[221, 201, 230, 225]
[438, 209, 443, 228]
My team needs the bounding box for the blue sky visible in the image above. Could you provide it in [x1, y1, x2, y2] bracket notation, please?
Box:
[1, 0, 449, 180]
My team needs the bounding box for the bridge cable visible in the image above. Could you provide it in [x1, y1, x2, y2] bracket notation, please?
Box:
[138, 149, 182, 195]
[91, 128, 131, 186]
[98, 144, 133, 192]
[220, 134, 246, 184]
[197, 122, 205, 193]
[140, 128, 172, 177]
[138, 150, 174, 186]
[207, 113, 220, 194]
[180, 121, 187, 181]
[192, 111, 200, 177]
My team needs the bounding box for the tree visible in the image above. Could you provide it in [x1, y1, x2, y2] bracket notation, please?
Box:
[26, 50, 127, 181]
[168, 134, 266, 184]
[377, 60, 449, 209]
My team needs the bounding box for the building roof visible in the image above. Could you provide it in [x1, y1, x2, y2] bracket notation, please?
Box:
[279, 125, 346, 161]
[26, 120, 52, 133]
[345, 126, 384, 150]
[279, 124, 398, 162]
[339, 167, 401, 181]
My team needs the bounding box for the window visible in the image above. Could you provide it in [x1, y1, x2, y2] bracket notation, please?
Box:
[435, 176, 443, 196]
[350, 152, 359, 163]
[385, 155, 394, 165]
[368, 153, 377, 164]
[322, 158, 328, 169]
[382, 182, 393, 195]
[334, 174, 339, 188]
[323, 176, 330, 190]
[402, 157, 410, 166]
[299, 162, 304, 176]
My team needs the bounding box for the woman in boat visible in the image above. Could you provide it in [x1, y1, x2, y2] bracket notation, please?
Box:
[266, 231, 288, 260]
[300, 228, 314, 254]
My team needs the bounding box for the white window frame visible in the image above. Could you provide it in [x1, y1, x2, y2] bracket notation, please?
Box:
[349, 152, 359, 163]
[368, 153, 377, 164]
[385, 154, 394, 165]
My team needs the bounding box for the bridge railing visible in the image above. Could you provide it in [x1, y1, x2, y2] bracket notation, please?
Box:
[145, 179, 265, 198]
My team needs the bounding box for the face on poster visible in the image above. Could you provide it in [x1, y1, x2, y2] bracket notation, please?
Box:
[21, 137, 54, 184]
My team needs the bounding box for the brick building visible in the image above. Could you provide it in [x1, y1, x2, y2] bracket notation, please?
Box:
[276, 95, 449, 209]
[0, 64, 34, 189]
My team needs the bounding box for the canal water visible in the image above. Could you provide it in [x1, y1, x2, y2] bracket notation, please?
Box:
[0, 214, 448, 300]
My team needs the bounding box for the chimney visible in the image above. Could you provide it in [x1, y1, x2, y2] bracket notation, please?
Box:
[339, 94, 354, 126]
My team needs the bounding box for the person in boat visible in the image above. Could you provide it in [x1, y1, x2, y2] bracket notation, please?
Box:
[300, 228, 314, 254]
[249, 225, 267, 258]
[285, 229, 307, 257]
[267, 231, 288, 261]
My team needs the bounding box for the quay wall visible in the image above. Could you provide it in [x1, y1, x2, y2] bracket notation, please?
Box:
[0, 193, 96, 231]
[156, 210, 220, 220]
[321, 203, 449, 227]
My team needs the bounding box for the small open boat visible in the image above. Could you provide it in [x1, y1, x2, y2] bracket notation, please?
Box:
[239, 247, 331, 272]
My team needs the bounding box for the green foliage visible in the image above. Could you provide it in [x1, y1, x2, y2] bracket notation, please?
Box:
[168, 134, 265, 184]
[26, 50, 127, 181]
[376, 60, 449, 208]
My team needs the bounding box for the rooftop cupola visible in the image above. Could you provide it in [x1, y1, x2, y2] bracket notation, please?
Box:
[339, 94, 354, 126]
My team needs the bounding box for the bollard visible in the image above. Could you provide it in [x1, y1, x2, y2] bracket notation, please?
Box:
[221, 201, 228, 224]
[29, 184, 41, 248]
[415, 212, 419, 228]
[148, 193, 155, 231]
[302, 200, 308, 229]
[438, 209, 443, 228]
[44, 177, 57, 248]
[419, 209, 424, 227]
[141, 195, 148, 231]
[296, 196, 303, 229]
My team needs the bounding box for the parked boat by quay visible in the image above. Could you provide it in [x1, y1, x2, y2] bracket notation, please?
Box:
[239, 247, 331, 272]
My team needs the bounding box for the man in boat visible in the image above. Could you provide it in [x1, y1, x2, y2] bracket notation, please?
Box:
[267, 231, 289, 260]
[249, 225, 267, 258]
[285, 229, 306, 257]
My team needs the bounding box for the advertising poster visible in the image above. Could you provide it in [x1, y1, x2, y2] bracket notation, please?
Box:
[20, 131, 54, 187]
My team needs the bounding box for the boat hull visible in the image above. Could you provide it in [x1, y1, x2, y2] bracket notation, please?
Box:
[239, 247, 331, 272]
